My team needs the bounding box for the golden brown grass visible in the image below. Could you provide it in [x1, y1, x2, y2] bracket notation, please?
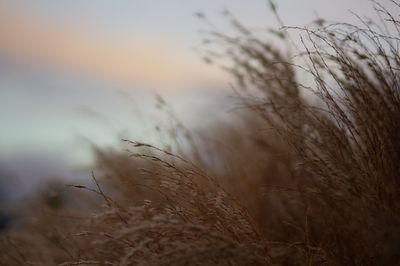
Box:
[1, 1, 400, 265]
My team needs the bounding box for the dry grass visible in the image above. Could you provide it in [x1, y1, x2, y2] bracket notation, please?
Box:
[1, 1, 400, 265]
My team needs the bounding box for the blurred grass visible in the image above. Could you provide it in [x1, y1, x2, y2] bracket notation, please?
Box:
[1, 1, 400, 265]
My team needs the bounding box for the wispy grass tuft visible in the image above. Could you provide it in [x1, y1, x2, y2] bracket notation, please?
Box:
[1, 1, 400, 265]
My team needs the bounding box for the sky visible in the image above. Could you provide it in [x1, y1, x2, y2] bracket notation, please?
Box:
[0, 0, 389, 194]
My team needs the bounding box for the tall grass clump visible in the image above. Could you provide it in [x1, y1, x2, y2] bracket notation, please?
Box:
[1, 1, 400, 265]
[199, 0, 400, 264]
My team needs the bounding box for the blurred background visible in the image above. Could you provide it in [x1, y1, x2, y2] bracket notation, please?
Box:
[0, 0, 381, 201]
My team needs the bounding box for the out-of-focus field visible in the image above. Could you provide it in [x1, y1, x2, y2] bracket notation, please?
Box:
[1, 1, 400, 265]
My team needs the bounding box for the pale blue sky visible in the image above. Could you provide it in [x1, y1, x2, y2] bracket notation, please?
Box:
[0, 0, 390, 185]
[0, 1, 381, 41]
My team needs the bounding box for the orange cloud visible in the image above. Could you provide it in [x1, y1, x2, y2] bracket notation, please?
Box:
[0, 9, 227, 89]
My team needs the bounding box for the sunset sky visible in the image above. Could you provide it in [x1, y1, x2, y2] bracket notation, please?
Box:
[0, 0, 385, 187]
